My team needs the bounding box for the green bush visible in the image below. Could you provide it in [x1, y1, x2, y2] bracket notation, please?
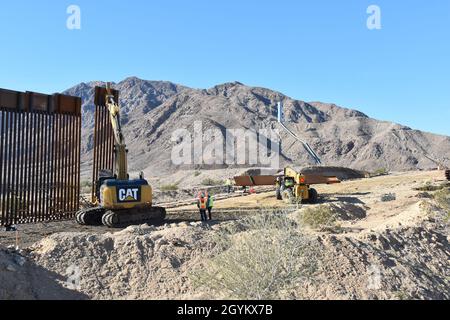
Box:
[190, 212, 319, 299]
[194, 171, 201, 177]
[300, 205, 339, 231]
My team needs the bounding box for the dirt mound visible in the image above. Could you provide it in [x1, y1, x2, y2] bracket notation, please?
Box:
[29, 224, 209, 300]
[0, 247, 87, 300]
[311, 224, 450, 300]
[2, 212, 448, 300]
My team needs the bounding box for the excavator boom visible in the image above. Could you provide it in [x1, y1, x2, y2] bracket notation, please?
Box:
[105, 83, 128, 180]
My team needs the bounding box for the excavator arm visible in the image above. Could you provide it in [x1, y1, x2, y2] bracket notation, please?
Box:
[104, 83, 128, 180]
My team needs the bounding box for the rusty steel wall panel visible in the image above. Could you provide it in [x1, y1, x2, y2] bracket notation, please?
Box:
[0, 88, 82, 226]
[90, 87, 117, 202]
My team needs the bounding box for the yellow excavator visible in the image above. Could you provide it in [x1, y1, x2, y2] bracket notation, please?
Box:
[76, 83, 166, 228]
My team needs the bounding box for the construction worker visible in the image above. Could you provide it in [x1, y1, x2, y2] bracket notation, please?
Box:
[207, 193, 214, 220]
[197, 192, 208, 222]
[225, 178, 233, 193]
[275, 177, 281, 188]
[276, 177, 283, 200]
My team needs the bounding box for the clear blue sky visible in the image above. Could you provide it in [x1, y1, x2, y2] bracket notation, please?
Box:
[0, 0, 449, 135]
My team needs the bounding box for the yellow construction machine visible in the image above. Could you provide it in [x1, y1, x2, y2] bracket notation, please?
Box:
[76, 83, 166, 228]
[276, 167, 319, 204]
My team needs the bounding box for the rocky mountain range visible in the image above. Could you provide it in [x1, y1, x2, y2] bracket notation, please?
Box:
[64, 77, 450, 177]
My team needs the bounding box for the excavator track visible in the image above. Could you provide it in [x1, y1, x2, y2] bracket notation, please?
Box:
[101, 207, 167, 228]
[76, 207, 106, 226]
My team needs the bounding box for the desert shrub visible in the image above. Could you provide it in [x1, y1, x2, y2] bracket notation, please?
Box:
[160, 183, 179, 191]
[81, 180, 92, 188]
[194, 171, 201, 177]
[300, 205, 339, 231]
[372, 168, 389, 176]
[434, 188, 450, 220]
[415, 182, 449, 192]
[190, 212, 319, 299]
[416, 192, 432, 199]
[80, 180, 92, 194]
[201, 178, 224, 186]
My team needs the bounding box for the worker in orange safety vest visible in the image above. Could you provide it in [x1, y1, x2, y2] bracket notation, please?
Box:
[197, 192, 208, 222]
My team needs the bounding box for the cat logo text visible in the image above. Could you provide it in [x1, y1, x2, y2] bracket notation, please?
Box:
[117, 187, 141, 203]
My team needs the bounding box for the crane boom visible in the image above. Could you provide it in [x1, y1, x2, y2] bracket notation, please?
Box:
[278, 121, 322, 165]
[277, 102, 322, 165]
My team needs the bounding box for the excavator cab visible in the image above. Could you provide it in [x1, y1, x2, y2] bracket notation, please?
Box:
[76, 83, 166, 228]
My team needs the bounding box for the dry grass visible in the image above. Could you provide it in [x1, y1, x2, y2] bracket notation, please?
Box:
[299, 205, 340, 231]
[371, 168, 389, 177]
[415, 182, 449, 192]
[433, 187, 450, 220]
[190, 212, 319, 299]
[80, 180, 92, 194]
[159, 183, 180, 191]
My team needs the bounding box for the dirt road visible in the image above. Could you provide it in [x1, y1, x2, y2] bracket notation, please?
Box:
[171, 170, 447, 235]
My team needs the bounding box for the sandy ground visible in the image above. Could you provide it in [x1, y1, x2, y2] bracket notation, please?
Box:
[1, 170, 446, 249]
[170, 170, 446, 233]
[0, 213, 235, 249]
[314, 170, 445, 236]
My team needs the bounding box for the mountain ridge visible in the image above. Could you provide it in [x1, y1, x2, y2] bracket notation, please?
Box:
[64, 77, 450, 176]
